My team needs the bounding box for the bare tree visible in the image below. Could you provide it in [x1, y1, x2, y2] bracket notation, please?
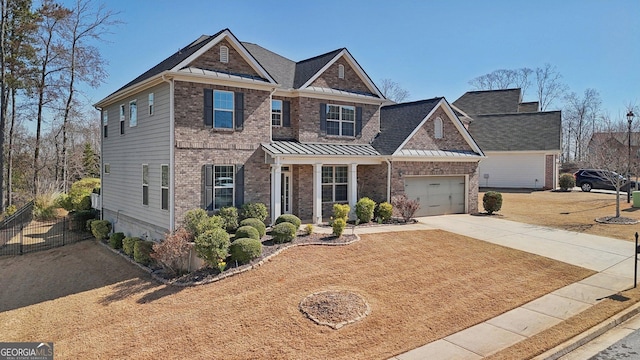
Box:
[379, 78, 409, 103]
[58, 0, 115, 191]
[564, 89, 602, 162]
[536, 63, 568, 111]
[468, 68, 533, 99]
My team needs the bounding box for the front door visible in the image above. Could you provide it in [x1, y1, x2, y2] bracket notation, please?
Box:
[281, 168, 292, 214]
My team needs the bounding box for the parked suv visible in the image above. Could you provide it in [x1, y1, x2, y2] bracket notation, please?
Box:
[574, 169, 637, 192]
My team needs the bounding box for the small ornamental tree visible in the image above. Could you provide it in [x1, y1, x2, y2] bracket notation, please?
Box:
[218, 207, 239, 232]
[332, 204, 350, 221]
[391, 195, 420, 222]
[355, 197, 376, 223]
[152, 228, 192, 276]
[559, 173, 576, 191]
[194, 228, 230, 267]
[183, 209, 223, 238]
[332, 217, 346, 237]
[483, 191, 503, 215]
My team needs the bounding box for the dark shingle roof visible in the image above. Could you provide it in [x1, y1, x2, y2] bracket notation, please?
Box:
[112, 30, 226, 96]
[372, 98, 443, 155]
[591, 132, 640, 147]
[467, 111, 561, 151]
[293, 48, 343, 89]
[453, 88, 521, 115]
[242, 42, 296, 88]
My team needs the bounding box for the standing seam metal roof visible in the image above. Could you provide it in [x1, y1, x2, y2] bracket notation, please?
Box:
[262, 141, 380, 157]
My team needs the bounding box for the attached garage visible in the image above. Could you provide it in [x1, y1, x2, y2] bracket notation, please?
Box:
[404, 176, 466, 217]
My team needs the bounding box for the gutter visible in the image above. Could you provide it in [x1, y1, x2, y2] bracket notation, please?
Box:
[385, 158, 392, 202]
[162, 74, 176, 231]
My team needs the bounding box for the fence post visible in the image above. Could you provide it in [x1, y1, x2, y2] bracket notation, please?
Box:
[19, 223, 23, 255]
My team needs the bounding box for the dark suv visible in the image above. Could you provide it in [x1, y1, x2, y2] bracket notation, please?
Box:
[574, 169, 637, 192]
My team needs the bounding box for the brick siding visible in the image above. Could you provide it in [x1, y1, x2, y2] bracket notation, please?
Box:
[188, 39, 261, 78]
[310, 57, 372, 95]
[545, 154, 555, 190]
[403, 108, 473, 151]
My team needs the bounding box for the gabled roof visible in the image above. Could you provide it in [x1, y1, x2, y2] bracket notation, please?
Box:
[293, 48, 344, 89]
[372, 98, 443, 155]
[591, 132, 640, 147]
[453, 88, 521, 115]
[468, 111, 561, 151]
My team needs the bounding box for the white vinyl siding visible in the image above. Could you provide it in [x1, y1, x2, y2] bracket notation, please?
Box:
[101, 83, 171, 231]
[479, 152, 546, 188]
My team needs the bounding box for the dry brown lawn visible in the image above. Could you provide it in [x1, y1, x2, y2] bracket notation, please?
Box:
[0, 231, 592, 359]
[481, 190, 640, 241]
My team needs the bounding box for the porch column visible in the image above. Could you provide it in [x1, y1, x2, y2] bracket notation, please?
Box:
[313, 163, 323, 224]
[348, 163, 358, 220]
[271, 164, 282, 225]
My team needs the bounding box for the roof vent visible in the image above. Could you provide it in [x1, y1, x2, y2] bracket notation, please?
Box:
[338, 64, 344, 79]
[220, 45, 229, 63]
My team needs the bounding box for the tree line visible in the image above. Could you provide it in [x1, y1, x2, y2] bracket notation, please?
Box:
[0, 0, 117, 212]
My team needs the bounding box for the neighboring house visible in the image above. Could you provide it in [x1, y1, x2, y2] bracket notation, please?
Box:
[588, 132, 640, 170]
[453, 88, 561, 190]
[95, 29, 484, 240]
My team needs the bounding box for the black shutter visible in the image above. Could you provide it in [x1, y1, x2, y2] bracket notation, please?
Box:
[235, 164, 244, 207]
[282, 100, 291, 127]
[235, 92, 244, 130]
[204, 89, 213, 127]
[320, 103, 327, 134]
[203, 165, 214, 211]
[355, 106, 363, 136]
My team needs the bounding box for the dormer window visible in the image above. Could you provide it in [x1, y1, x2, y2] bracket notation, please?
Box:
[434, 117, 444, 139]
[338, 64, 344, 79]
[220, 45, 229, 63]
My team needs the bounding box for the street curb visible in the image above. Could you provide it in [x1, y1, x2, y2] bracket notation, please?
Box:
[533, 299, 640, 360]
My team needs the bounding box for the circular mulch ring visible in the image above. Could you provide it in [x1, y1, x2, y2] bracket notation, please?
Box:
[595, 216, 639, 225]
[299, 290, 371, 329]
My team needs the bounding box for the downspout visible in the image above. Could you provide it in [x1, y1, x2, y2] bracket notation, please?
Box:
[269, 87, 276, 142]
[162, 74, 176, 231]
[385, 158, 392, 202]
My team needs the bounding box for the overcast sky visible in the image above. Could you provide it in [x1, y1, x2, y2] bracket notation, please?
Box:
[73, 0, 639, 119]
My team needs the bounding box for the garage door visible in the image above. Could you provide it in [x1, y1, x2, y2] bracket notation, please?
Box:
[404, 176, 466, 217]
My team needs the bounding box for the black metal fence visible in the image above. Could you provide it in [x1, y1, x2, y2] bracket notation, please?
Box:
[0, 202, 93, 256]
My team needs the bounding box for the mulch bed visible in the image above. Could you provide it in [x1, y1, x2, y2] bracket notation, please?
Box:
[155, 231, 358, 286]
[595, 216, 639, 224]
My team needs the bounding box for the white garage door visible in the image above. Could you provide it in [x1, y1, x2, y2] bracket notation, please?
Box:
[404, 176, 466, 217]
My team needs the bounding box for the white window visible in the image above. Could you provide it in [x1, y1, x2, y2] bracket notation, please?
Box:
[119, 104, 125, 134]
[129, 100, 137, 127]
[102, 111, 108, 138]
[326, 104, 355, 136]
[434, 117, 444, 139]
[148, 93, 154, 115]
[220, 45, 229, 63]
[214, 90, 234, 128]
[322, 165, 348, 203]
[142, 164, 149, 206]
[338, 64, 345, 79]
[214, 165, 234, 210]
[161, 165, 169, 210]
[272, 99, 282, 127]
[104, 163, 110, 174]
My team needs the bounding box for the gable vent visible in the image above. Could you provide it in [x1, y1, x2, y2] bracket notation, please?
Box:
[338, 64, 345, 79]
[220, 45, 229, 63]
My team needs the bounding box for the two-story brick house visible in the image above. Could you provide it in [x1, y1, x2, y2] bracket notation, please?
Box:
[95, 29, 484, 240]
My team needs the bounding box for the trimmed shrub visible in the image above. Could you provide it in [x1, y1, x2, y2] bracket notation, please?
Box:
[332, 203, 350, 221]
[152, 228, 192, 276]
[332, 217, 347, 237]
[183, 209, 223, 237]
[275, 214, 301, 229]
[304, 224, 314, 235]
[134, 240, 155, 266]
[109, 232, 125, 249]
[219, 206, 239, 232]
[234, 225, 260, 241]
[77, 195, 92, 211]
[559, 173, 576, 191]
[377, 202, 393, 222]
[123, 236, 140, 257]
[355, 197, 376, 223]
[239, 218, 266, 238]
[66, 178, 101, 211]
[229, 238, 262, 265]
[86, 219, 96, 232]
[195, 228, 231, 266]
[391, 195, 420, 222]
[271, 222, 296, 244]
[241, 203, 268, 222]
[90, 220, 111, 240]
[73, 209, 97, 228]
[483, 191, 503, 215]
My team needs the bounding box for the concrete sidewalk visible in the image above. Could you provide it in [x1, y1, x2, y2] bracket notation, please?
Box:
[321, 215, 637, 359]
